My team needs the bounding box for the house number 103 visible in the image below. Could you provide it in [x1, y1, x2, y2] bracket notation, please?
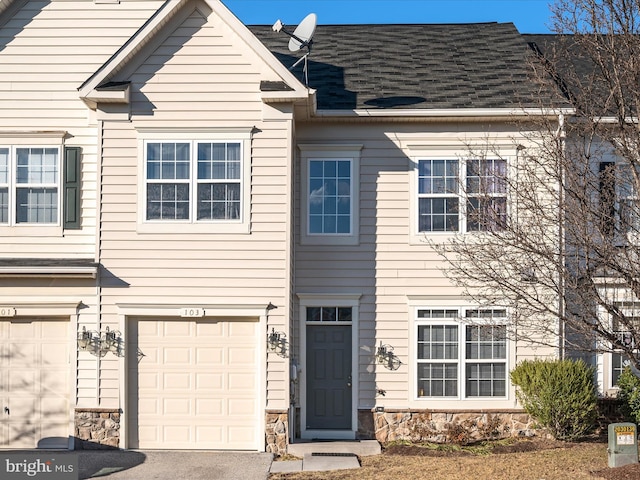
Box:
[0, 307, 16, 317]
[180, 308, 204, 318]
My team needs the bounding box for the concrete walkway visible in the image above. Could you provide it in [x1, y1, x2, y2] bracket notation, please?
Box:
[269, 440, 381, 474]
[3, 441, 381, 478]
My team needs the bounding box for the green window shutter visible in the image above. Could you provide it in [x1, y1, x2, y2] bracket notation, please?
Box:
[63, 146, 81, 230]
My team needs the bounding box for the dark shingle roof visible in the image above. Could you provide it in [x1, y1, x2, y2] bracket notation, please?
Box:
[250, 23, 539, 111]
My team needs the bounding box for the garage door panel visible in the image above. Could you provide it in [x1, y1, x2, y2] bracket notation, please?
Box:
[9, 344, 37, 364]
[195, 399, 223, 415]
[195, 426, 223, 443]
[139, 371, 160, 389]
[196, 373, 221, 390]
[9, 369, 37, 391]
[164, 347, 191, 364]
[139, 425, 159, 444]
[228, 372, 256, 390]
[229, 322, 257, 337]
[196, 347, 223, 364]
[40, 343, 67, 366]
[164, 372, 191, 389]
[138, 398, 160, 414]
[129, 318, 260, 450]
[164, 398, 192, 415]
[195, 321, 223, 336]
[8, 424, 37, 449]
[164, 321, 191, 337]
[228, 347, 256, 365]
[229, 399, 256, 416]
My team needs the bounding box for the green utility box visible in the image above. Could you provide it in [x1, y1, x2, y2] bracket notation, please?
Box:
[608, 423, 638, 468]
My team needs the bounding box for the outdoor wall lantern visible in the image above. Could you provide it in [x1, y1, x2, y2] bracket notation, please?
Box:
[376, 341, 401, 370]
[267, 328, 287, 356]
[77, 326, 123, 357]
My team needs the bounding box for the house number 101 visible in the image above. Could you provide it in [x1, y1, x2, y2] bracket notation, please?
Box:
[180, 308, 204, 318]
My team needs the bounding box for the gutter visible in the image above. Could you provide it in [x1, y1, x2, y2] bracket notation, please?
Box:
[313, 107, 576, 119]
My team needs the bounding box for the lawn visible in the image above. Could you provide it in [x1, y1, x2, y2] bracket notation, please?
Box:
[269, 438, 640, 480]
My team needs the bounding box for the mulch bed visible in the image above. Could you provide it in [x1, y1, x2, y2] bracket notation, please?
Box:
[384, 438, 640, 480]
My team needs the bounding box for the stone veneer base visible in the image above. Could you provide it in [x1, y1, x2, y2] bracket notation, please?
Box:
[74, 408, 121, 449]
[363, 409, 536, 444]
[265, 410, 289, 456]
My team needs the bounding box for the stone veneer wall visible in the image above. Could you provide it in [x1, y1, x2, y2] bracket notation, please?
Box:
[265, 410, 288, 456]
[74, 408, 121, 449]
[361, 409, 537, 444]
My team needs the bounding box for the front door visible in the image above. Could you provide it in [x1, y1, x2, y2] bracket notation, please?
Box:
[306, 324, 352, 431]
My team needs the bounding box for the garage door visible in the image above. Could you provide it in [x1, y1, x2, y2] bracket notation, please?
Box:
[0, 318, 70, 449]
[128, 318, 260, 450]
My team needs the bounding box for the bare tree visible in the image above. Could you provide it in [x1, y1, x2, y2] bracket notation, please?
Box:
[436, 0, 640, 370]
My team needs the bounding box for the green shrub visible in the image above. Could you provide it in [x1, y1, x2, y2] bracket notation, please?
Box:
[616, 366, 640, 424]
[510, 358, 597, 440]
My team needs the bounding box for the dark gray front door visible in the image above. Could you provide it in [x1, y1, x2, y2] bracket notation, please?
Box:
[306, 325, 352, 430]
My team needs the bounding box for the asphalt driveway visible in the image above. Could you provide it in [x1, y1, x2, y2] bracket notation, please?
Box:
[74, 449, 273, 480]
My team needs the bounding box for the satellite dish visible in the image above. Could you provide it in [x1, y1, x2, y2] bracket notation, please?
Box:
[271, 13, 317, 85]
[288, 13, 317, 52]
[272, 13, 317, 54]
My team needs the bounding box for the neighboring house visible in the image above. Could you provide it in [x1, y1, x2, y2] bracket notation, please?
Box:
[0, 0, 560, 453]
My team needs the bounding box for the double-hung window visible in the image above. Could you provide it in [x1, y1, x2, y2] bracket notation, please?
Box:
[416, 308, 507, 398]
[600, 162, 640, 238]
[0, 146, 60, 225]
[140, 132, 250, 232]
[610, 313, 639, 387]
[466, 159, 507, 231]
[417, 158, 507, 233]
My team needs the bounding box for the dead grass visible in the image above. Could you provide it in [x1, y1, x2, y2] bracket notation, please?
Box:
[269, 438, 640, 480]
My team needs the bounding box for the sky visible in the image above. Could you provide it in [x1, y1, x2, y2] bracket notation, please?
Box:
[223, 0, 554, 33]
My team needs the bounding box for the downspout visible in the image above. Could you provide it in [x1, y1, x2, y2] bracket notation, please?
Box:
[557, 113, 566, 359]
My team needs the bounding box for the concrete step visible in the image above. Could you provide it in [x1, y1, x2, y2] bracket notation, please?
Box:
[287, 440, 381, 458]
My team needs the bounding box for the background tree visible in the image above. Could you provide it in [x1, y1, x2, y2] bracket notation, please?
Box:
[437, 0, 640, 370]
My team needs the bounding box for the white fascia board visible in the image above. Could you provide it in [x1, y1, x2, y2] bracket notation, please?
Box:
[0, 266, 97, 278]
[116, 303, 269, 317]
[83, 85, 130, 106]
[313, 107, 576, 120]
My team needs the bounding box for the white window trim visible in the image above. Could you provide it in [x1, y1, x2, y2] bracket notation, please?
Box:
[408, 299, 515, 410]
[407, 144, 514, 245]
[298, 144, 362, 246]
[136, 130, 251, 234]
[0, 143, 62, 230]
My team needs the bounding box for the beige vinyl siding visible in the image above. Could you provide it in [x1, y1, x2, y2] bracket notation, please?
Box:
[97, 3, 296, 408]
[295, 122, 558, 410]
[0, 0, 163, 257]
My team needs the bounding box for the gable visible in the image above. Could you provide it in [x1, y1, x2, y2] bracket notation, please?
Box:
[80, 0, 310, 111]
